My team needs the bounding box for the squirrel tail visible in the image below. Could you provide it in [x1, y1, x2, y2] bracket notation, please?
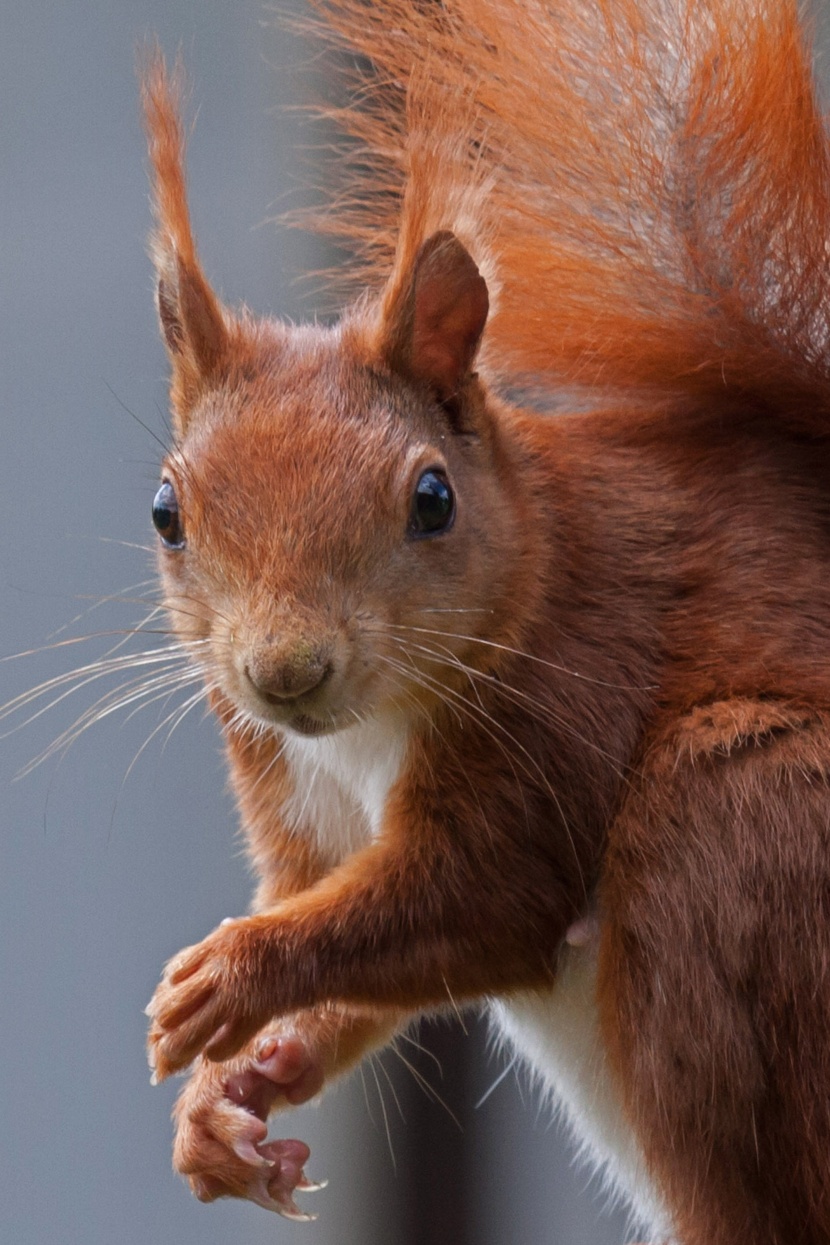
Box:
[303, 0, 830, 413]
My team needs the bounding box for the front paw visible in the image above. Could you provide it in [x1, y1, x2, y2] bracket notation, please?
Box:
[174, 1035, 326, 1219]
[147, 917, 277, 1080]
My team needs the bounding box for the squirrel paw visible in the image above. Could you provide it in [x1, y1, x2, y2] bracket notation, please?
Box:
[174, 1034, 327, 1218]
[147, 918, 276, 1079]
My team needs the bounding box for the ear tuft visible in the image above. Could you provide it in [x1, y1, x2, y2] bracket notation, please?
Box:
[141, 46, 228, 424]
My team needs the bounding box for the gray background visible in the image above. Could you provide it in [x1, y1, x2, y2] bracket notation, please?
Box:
[0, 1, 699, 1242]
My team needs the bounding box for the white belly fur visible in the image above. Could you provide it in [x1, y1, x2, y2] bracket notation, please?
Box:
[491, 942, 675, 1243]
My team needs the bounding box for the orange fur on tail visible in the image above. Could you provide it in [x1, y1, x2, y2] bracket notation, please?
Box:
[303, 0, 830, 407]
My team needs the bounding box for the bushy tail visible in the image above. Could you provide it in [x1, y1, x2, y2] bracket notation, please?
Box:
[304, 0, 830, 410]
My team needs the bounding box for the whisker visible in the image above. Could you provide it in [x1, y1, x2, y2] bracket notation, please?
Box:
[0, 645, 198, 733]
[374, 659, 451, 737]
[390, 633, 631, 782]
[245, 735, 289, 802]
[396, 1029, 444, 1076]
[45, 579, 158, 641]
[378, 651, 495, 827]
[412, 607, 496, 616]
[387, 622, 656, 692]
[441, 978, 468, 1034]
[378, 647, 586, 899]
[119, 667, 207, 727]
[88, 604, 170, 665]
[163, 592, 237, 632]
[121, 682, 214, 783]
[376, 653, 464, 728]
[358, 1065, 374, 1128]
[389, 1040, 462, 1130]
[367, 1055, 396, 1169]
[474, 1056, 517, 1110]
[375, 1054, 406, 1124]
[19, 665, 205, 775]
[95, 536, 156, 554]
[0, 662, 192, 737]
[105, 380, 170, 457]
[0, 622, 180, 666]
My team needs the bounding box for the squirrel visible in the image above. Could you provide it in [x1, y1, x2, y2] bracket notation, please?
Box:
[141, 0, 830, 1240]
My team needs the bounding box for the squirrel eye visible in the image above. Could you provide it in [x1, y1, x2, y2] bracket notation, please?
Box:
[409, 469, 455, 538]
[152, 481, 185, 549]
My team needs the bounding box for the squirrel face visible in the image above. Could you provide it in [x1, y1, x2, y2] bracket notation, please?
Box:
[153, 319, 529, 739]
[140, 65, 540, 741]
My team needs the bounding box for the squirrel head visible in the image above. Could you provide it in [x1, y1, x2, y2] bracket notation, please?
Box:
[142, 53, 537, 740]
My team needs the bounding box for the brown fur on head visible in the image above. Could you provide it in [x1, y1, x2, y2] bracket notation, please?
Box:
[141, 52, 538, 744]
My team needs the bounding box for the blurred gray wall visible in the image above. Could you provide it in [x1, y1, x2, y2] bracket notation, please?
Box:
[0, 2, 633, 1243]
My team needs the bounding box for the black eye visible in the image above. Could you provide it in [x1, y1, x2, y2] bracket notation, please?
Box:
[152, 481, 185, 549]
[409, 469, 455, 538]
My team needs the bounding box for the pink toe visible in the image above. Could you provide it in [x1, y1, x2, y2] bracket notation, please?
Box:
[258, 1138, 311, 1169]
[282, 1062, 325, 1104]
[254, 1035, 311, 1083]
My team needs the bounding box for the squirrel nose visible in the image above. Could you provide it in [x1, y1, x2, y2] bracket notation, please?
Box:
[243, 641, 332, 703]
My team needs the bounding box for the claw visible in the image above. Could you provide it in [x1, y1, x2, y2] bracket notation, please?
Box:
[248, 1188, 318, 1220]
[256, 1036, 279, 1060]
[296, 1174, 328, 1192]
[272, 1191, 318, 1222]
[232, 1138, 275, 1169]
[271, 1164, 326, 1218]
[278, 1206, 317, 1223]
[169, 1021, 325, 1218]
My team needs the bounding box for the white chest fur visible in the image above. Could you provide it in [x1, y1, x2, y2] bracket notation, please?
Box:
[491, 941, 675, 1244]
[279, 713, 409, 865]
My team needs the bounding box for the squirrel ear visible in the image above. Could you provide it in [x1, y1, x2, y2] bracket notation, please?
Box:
[155, 259, 227, 373]
[140, 49, 228, 430]
[383, 231, 489, 402]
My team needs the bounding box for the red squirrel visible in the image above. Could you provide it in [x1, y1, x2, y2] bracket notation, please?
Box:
[143, 0, 830, 1239]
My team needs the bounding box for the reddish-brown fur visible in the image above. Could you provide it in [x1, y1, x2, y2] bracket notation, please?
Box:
[140, 3, 830, 1238]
